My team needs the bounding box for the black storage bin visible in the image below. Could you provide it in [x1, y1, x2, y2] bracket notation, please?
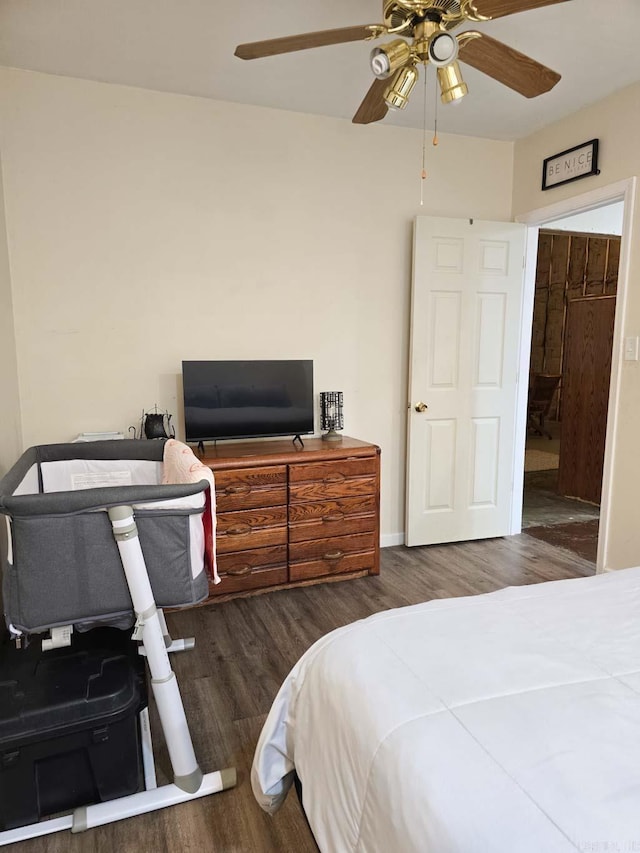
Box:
[0, 627, 147, 830]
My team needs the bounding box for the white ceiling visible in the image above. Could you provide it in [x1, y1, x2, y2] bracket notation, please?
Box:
[1, 1, 639, 141]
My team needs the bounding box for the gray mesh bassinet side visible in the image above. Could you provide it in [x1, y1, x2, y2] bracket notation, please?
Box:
[0, 440, 210, 635]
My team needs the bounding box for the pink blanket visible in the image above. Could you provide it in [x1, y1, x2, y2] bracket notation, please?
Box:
[162, 439, 219, 584]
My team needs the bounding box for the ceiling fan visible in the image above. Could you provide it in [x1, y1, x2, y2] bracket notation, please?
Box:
[234, 0, 568, 124]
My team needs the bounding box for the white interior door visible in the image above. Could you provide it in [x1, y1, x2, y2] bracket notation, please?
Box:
[406, 216, 526, 546]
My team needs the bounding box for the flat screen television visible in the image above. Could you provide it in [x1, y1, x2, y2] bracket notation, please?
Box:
[182, 359, 314, 443]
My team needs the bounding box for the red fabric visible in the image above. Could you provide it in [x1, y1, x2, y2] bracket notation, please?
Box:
[203, 487, 216, 582]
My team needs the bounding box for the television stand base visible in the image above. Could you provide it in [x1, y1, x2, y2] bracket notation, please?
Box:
[292, 435, 304, 448]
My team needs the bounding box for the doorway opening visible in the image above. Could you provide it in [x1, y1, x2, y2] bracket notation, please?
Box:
[514, 178, 636, 573]
[521, 206, 623, 564]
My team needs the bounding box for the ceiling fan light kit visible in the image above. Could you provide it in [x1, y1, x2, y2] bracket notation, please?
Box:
[437, 61, 469, 103]
[427, 31, 459, 65]
[234, 0, 566, 124]
[385, 65, 420, 109]
[370, 40, 412, 78]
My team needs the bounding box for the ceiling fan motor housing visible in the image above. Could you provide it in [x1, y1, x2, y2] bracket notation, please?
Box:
[383, 0, 462, 28]
[387, 0, 461, 15]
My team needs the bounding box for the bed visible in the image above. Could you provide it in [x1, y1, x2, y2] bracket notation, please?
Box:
[251, 566, 640, 852]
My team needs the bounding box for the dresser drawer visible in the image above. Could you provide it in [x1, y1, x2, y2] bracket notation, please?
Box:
[289, 510, 376, 543]
[215, 465, 287, 512]
[212, 544, 288, 595]
[289, 531, 375, 564]
[288, 495, 377, 524]
[211, 565, 288, 596]
[289, 550, 375, 582]
[289, 456, 378, 484]
[289, 477, 376, 503]
[217, 506, 288, 553]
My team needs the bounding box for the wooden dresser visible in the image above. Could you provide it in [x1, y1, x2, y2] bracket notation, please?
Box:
[200, 436, 380, 603]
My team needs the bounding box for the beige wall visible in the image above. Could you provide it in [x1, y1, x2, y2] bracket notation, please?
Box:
[0, 151, 21, 477]
[513, 81, 640, 570]
[0, 68, 514, 541]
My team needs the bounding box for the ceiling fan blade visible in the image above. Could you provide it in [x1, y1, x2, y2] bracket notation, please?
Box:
[235, 25, 376, 60]
[352, 78, 389, 125]
[468, 0, 571, 20]
[458, 33, 561, 98]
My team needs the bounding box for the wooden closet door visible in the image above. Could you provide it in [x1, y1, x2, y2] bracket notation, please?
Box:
[558, 296, 615, 504]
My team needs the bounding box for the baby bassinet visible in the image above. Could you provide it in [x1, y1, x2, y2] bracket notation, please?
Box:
[0, 439, 209, 636]
[0, 439, 234, 845]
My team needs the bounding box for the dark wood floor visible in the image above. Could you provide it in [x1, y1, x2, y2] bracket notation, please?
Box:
[7, 536, 595, 853]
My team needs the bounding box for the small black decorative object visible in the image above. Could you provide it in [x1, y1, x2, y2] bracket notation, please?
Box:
[129, 405, 176, 440]
[320, 392, 343, 442]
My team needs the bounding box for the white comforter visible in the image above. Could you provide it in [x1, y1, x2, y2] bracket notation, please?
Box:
[251, 566, 640, 852]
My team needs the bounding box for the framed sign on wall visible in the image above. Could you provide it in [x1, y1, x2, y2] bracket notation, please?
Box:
[542, 139, 600, 191]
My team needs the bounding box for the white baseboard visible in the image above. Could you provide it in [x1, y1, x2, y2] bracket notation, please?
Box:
[381, 532, 405, 548]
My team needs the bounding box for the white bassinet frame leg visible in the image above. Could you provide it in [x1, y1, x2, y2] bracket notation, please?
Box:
[148, 607, 196, 654]
[108, 504, 203, 791]
[139, 706, 157, 791]
[156, 606, 171, 644]
[0, 503, 235, 847]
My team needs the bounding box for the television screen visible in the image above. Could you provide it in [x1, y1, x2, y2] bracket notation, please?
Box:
[182, 360, 314, 442]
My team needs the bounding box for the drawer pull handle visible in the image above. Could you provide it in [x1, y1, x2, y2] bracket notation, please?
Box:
[323, 550, 344, 561]
[227, 565, 252, 577]
[226, 524, 251, 536]
[323, 473, 345, 483]
[322, 513, 344, 523]
[225, 484, 251, 495]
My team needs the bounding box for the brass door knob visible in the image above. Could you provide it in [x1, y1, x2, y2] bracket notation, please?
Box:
[414, 402, 428, 413]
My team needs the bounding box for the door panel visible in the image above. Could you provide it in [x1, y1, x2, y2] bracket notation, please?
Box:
[475, 293, 506, 386]
[424, 419, 456, 511]
[406, 216, 526, 546]
[558, 296, 615, 504]
[470, 417, 499, 507]
[430, 292, 461, 386]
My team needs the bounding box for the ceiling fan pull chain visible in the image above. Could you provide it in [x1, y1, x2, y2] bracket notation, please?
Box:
[420, 64, 428, 206]
[433, 68, 439, 148]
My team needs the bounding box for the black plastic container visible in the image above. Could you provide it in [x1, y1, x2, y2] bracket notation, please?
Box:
[0, 627, 147, 830]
